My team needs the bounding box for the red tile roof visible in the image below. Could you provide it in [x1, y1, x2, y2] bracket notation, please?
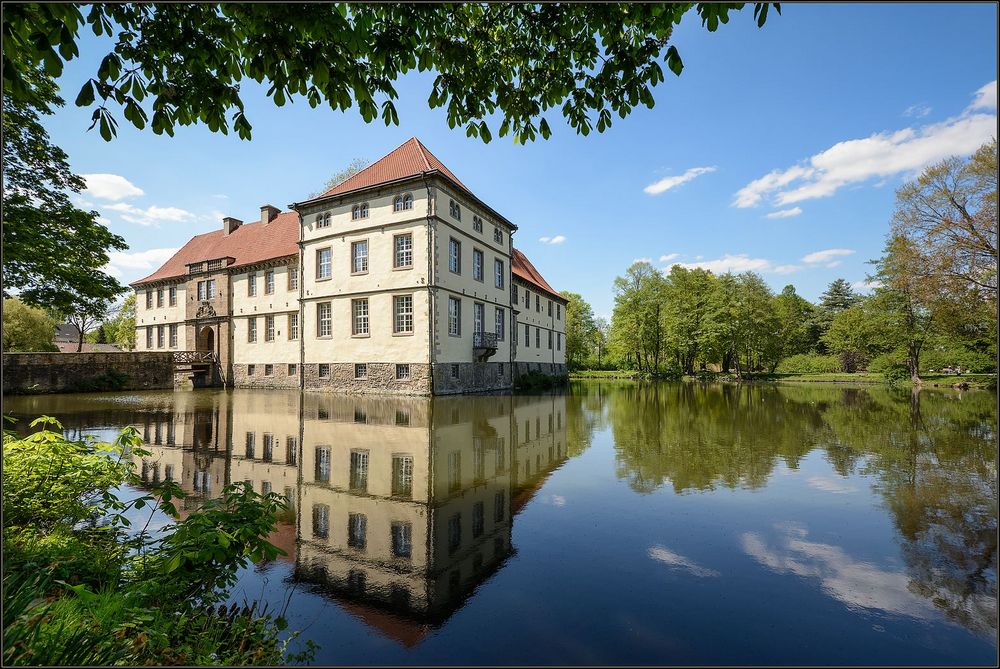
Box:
[316, 137, 469, 199]
[131, 212, 299, 286]
[512, 249, 566, 302]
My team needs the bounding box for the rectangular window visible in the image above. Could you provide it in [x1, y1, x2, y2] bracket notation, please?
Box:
[449, 238, 461, 274]
[264, 364, 273, 376]
[472, 249, 483, 281]
[317, 302, 331, 337]
[536, 327, 540, 348]
[524, 324, 530, 347]
[448, 451, 461, 491]
[265, 315, 275, 342]
[288, 313, 299, 340]
[157, 325, 165, 348]
[318, 363, 330, 378]
[391, 521, 412, 558]
[448, 513, 461, 554]
[354, 363, 367, 379]
[248, 364, 255, 376]
[495, 259, 505, 289]
[206, 280, 216, 299]
[168, 286, 177, 306]
[247, 317, 257, 343]
[351, 240, 368, 273]
[263, 433, 274, 461]
[245, 432, 256, 459]
[350, 450, 369, 491]
[265, 269, 275, 294]
[351, 298, 369, 336]
[197, 281, 206, 300]
[348, 513, 367, 550]
[286, 436, 297, 465]
[494, 491, 506, 522]
[156, 288, 163, 307]
[394, 233, 413, 268]
[315, 446, 330, 482]
[312, 504, 329, 539]
[557, 303, 561, 320]
[473, 501, 485, 538]
[557, 332, 562, 351]
[524, 289, 530, 308]
[145, 291, 153, 309]
[548, 330, 553, 349]
[287, 363, 297, 376]
[396, 363, 410, 380]
[495, 307, 505, 341]
[316, 248, 331, 279]
[169, 324, 178, 348]
[248, 272, 257, 297]
[393, 295, 413, 334]
[494, 226, 503, 244]
[536, 294, 540, 312]
[473, 302, 484, 335]
[548, 300, 553, 317]
[288, 266, 299, 290]
[392, 455, 413, 497]
[448, 297, 461, 336]
[451, 363, 459, 379]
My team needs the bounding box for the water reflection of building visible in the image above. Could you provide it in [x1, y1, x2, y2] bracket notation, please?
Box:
[121, 390, 569, 644]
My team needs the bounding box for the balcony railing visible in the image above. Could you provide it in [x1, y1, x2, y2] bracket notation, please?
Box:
[473, 331, 498, 350]
[173, 351, 217, 365]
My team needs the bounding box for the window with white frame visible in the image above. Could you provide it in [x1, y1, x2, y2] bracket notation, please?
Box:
[472, 249, 483, 281]
[495, 307, 505, 340]
[265, 269, 274, 294]
[473, 215, 483, 233]
[288, 363, 297, 377]
[352, 298, 369, 335]
[288, 266, 299, 290]
[394, 193, 413, 211]
[247, 317, 257, 343]
[350, 450, 369, 491]
[394, 295, 413, 334]
[317, 302, 331, 337]
[494, 226, 503, 244]
[265, 315, 275, 342]
[315, 446, 331, 482]
[473, 302, 484, 335]
[395, 364, 410, 380]
[169, 324, 178, 348]
[206, 280, 216, 298]
[352, 203, 369, 220]
[197, 282, 206, 300]
[354, 362, 367, 379]
[145, 291, 153, 308]
[168, 286, 177, 306]
[288, 313, 299, 340]
[449, 238, 461, 274]
[394, 233, 412, 268]
[157, 325, 165, 348]
[316, 248, 331, 279]
[156, 288, 164, 307]
[248, 272, 257, 296]
[391, 521, 412, 558]
[318, 363, 330, 378]
[495, 259, 505, 289]
[351, 240, 368, 273]
[312, 504, 329, 538]
[146, 327, 153, 348]
[264, 364, 273, 377]
[449, 199, 461, 220]
[448, 297, 461, 336]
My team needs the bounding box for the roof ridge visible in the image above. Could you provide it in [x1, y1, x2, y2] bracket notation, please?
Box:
[413, 137, 432, 172]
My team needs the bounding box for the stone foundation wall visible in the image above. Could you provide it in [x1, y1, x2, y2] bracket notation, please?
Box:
[231, 363, 301, 389]
[514, 362, 568, 379]
[2, 352, 175, 394]
[432, 362, 513, 395]
[303, 363, 433, 395]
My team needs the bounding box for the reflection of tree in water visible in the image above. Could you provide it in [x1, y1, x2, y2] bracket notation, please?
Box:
[603, 381, 997, 637]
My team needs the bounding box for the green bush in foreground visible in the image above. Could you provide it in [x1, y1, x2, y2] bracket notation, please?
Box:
[2, 416, 315, 666]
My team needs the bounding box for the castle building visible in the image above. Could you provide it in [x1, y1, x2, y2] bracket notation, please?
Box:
[132, 138, 567, 394]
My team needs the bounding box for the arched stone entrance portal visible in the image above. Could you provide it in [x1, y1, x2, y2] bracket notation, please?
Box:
[197, 326, 215, 353]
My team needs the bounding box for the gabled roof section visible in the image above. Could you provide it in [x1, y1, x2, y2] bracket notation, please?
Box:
[130, 212, 299, 286]
[317, 137, 469, 199]
[512, 249, 566, 303]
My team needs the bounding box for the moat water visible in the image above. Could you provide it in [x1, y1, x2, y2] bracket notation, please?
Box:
[5, 382, 997, 665]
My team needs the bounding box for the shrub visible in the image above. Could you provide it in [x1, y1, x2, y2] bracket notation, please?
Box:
[869, 351, 910, 385]
[775, 354, 841, 374]
[920, 346, 997, 374]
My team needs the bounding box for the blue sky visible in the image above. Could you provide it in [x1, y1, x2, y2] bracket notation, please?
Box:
[45, 3, 997, 318]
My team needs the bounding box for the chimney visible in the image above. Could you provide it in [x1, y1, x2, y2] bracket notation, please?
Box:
[223, 216, 243, 236]
[260, 204, 280, 225]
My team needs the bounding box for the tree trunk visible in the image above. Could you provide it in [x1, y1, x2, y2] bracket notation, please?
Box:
[908, 343, 921, 384]
[76, 327, 84, 352]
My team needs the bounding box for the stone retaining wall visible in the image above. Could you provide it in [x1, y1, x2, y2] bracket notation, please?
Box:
[302, 362, 433, 395]
[514, 362, 568, 379]
[2, 352, 175, 394]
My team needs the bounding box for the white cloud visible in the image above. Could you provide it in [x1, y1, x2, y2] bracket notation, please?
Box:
[539, 235, 567, 245]
[802, 248, 855, 264]
[632, 257, 653, 264]
[902, 103, 932, 118]
[851, 279, 882, 293]
[773, 264, 802, 275]
[733, 81, 997, 208]
[970, 80, 997, 111]
[103, 202, 195, 227]
[644, 166, 717, 195]
[82, 173, 144, 201]
[659, 253, 680, 262]
[648, 545, 719, 578]
[806, 476, 857, 494]
[104, 248, 179, 279]
[680, 254, 772, 274]
[765, 207, 803, 219]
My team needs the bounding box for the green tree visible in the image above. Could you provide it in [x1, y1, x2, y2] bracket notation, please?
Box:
[561, 291, 597, 370]
[65, 298, 111, 353]
[3, 3, 778, 144]
[701, 272, 740, 373]
[1, 298, 58, 352]
[610, 261, 668, 374]
[731, 272, 782, 375]
[105, 294, 137, 351]
[812, 278, 859, 351]
[661, 265, 717, 374]
[2, 69, 127, 312]
[773, 284, 816, 357]
[592, 317, 610, 367]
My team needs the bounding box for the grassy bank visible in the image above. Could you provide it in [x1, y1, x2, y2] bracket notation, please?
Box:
[569, 370, 997, 389]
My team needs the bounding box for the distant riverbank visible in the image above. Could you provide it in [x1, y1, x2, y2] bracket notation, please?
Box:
[569, 370, 997, 389]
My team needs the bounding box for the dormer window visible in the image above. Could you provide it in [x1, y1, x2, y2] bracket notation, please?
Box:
[493, 226, 503, 244]
[449, 199, 461, 220]
[394, 193, 413, 212]
[352, 203, 369, 220]
[473, 215, 483, 233]
[315, 213, 331, 229]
